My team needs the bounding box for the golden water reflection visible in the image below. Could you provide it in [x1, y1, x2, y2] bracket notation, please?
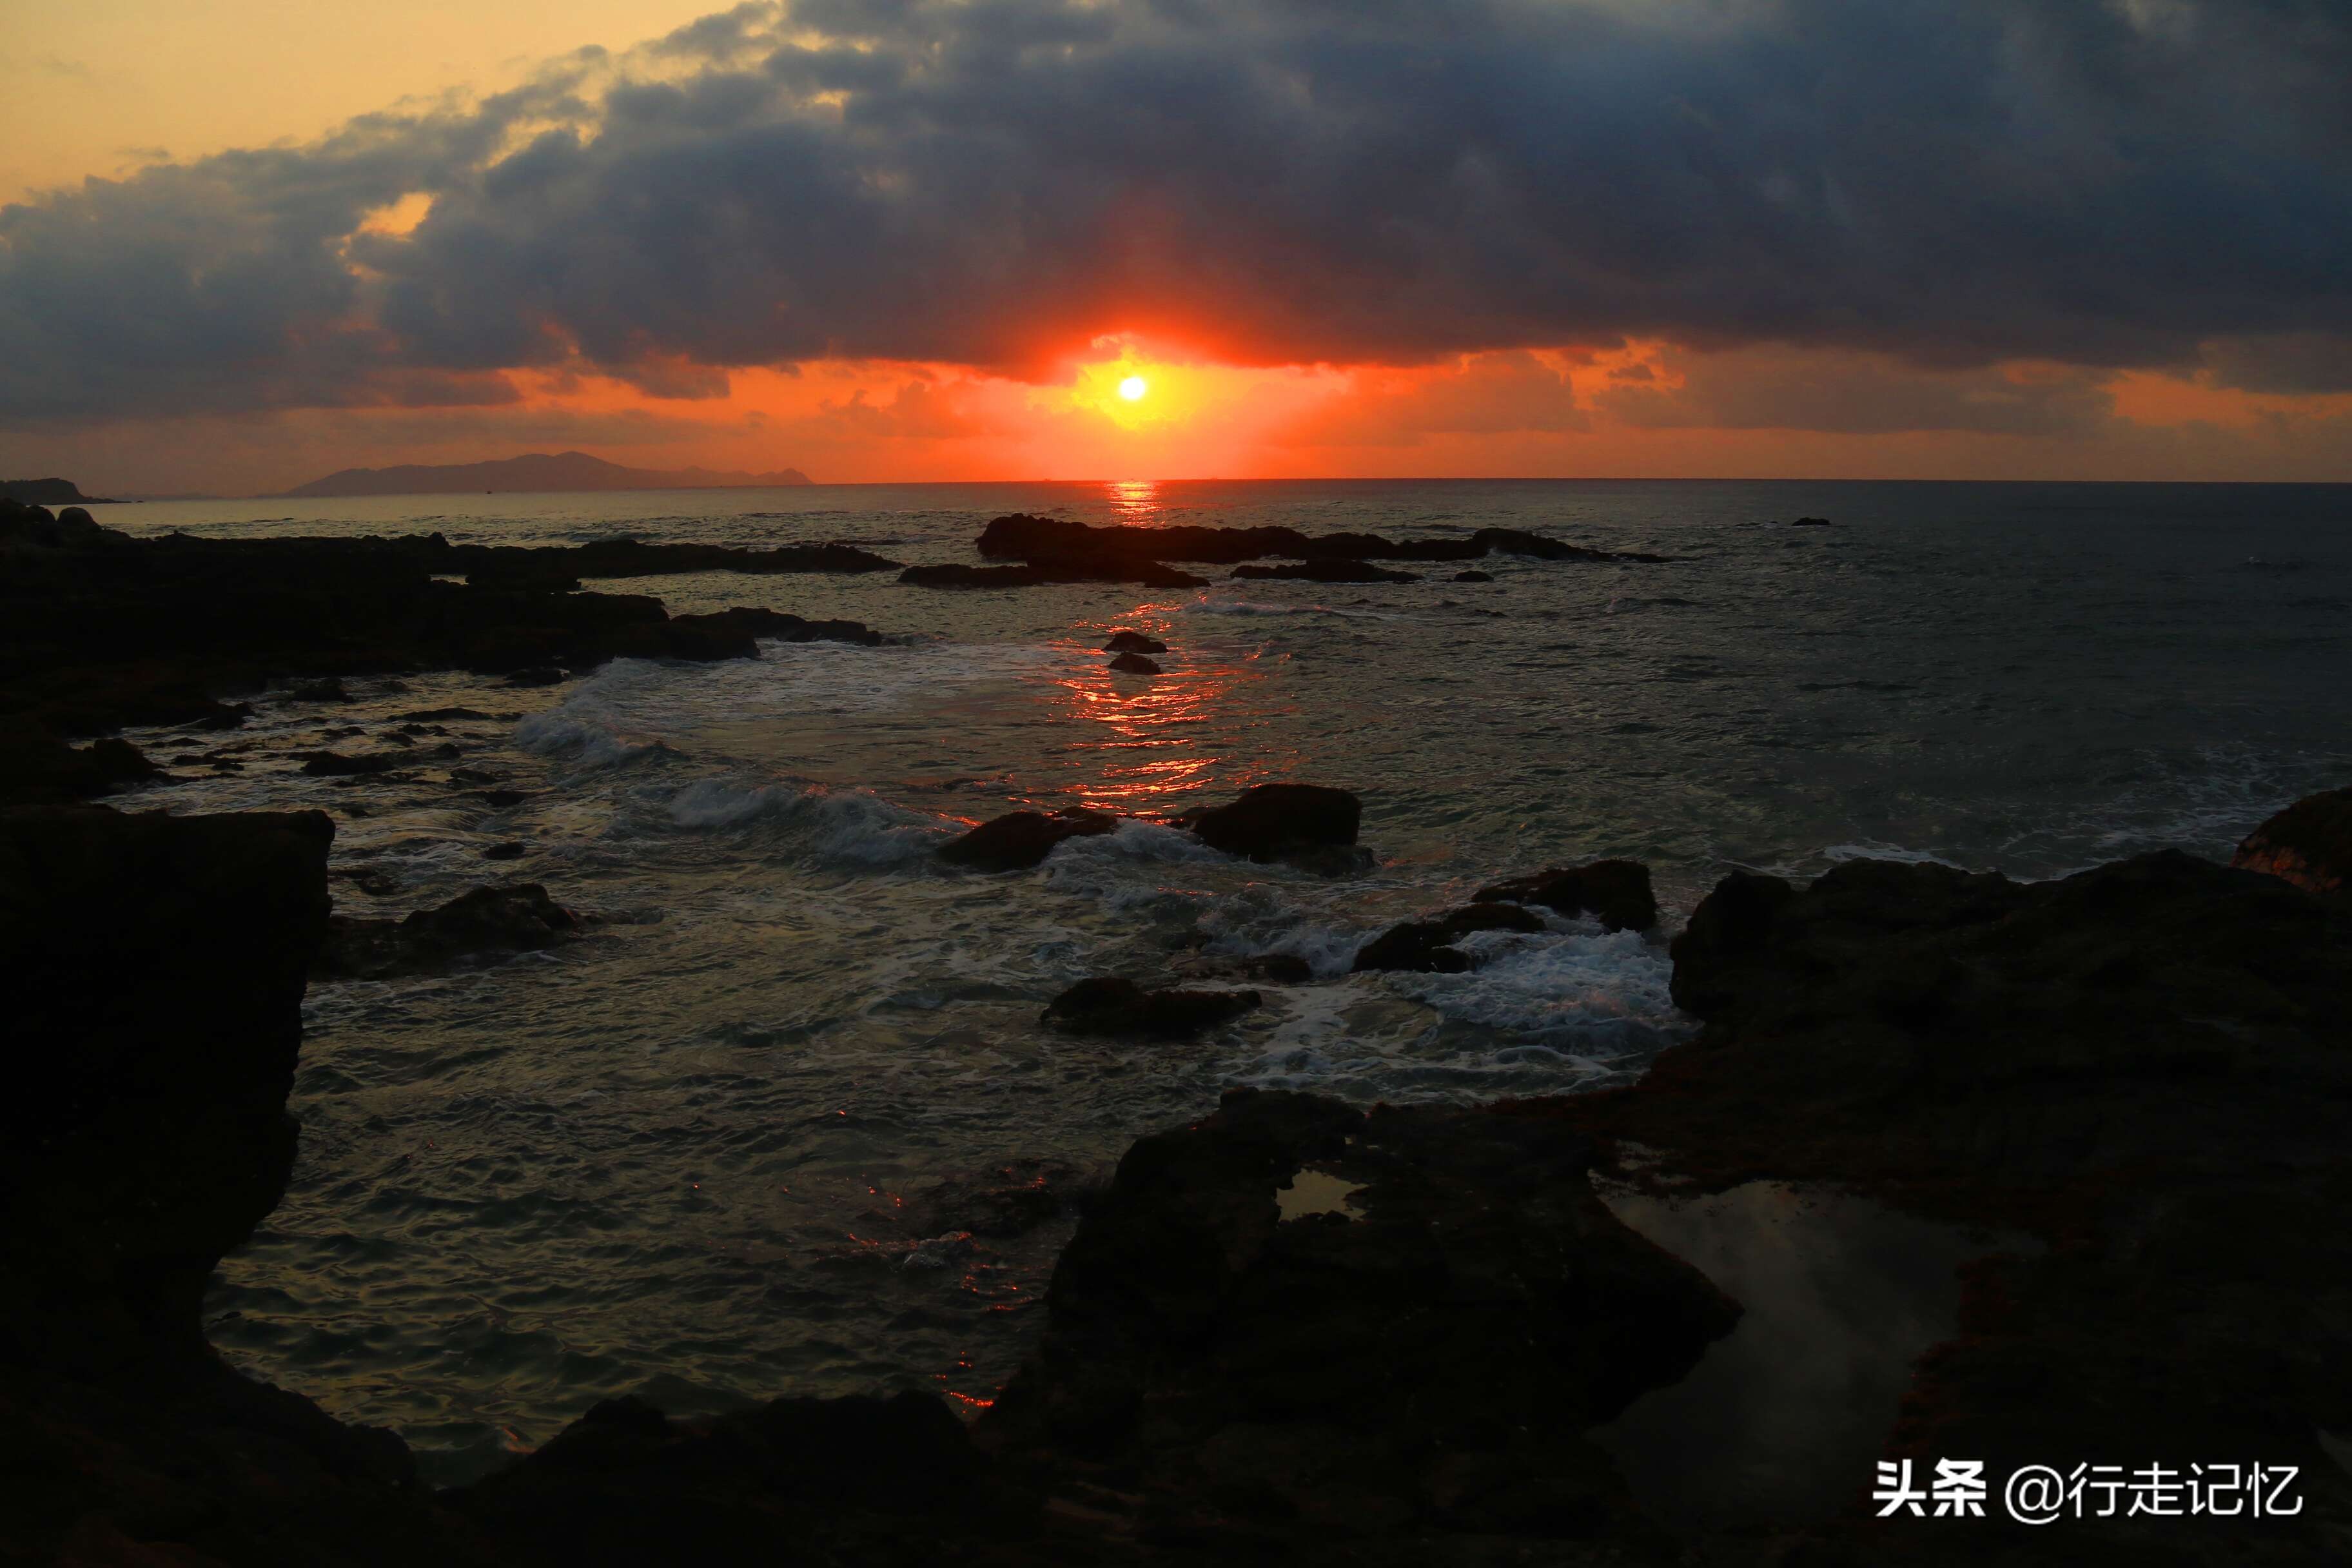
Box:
[1036, 601, 1301, 814]
[1106, 478, 1160, 525]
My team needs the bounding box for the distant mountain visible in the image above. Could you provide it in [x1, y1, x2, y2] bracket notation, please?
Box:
[280, 451, 813, 498]
[1, 476, 113, 505]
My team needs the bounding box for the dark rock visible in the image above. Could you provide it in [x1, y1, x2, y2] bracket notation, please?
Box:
[457, 1389, 1022, 1567]
[286, 676, 351, 701]
[1103, 629, 1168, 654]
[476, 789, 531, 808]
[668, 606, 886, 647]
[0, 730, 164, 805]
[1452, 569, 1494, 582]
[981, 1088, 1738, 1543]
[300, 749, 403, 776]
[899, 560, 1208, 589]
[1557, 847, 2352, 1555]
[400, 706, 495, 721]
[314, 881, 583, 979]
[1107, 651, 1162, 674]
[936, 807, 1117, 871]
[1352, 901, 1545, 973]
[975, 513, 1656, 566]
[1476, 858, 1660, 932]
[905, 1159, 1090, 1239]
[505, 665, 566, 687]
[1043, 976, 1262, 1037]
[2232, 786, 2351, 897]
[1789, 516, 1832, 527]
[1232, 560, 1420, 583]
[482, 841, 527, 861]
[330, 865, 404, 897]
[1181, 783, 1362, 863]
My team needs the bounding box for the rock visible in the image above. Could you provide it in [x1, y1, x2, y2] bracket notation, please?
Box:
[1041, 976, 1262, 1037]
[1102, 629, 1168, 654]
[981, 1088, 1738, 1544]
[1452, 569, 1493, 582]
[286, 676, 351, 701]
[458, 1390, 1021, 1566]
[314, 881, 583, 979]
[482, 841, 527, 861]
[476, 789, 531, 808]
[669, 606, 886, 647]
[936, 807, 1117, 871]
[905, 1158, 1090, 1240]
[1231, 560, 1420, 583]
[1789, 516, 1832, 527]
[505, 665, 566, 687]
[1177, 951, 1316, 985]
[1107, 651, 1162, 674]
[2232, 786, 2351, 896]
[1181, 784, 1362, 863]
[974, 513, 1656, 566]
[898, 560, 1208, 589]
[400, 705, 495, 721]
[1351, 901, 1545, 973]
[0, 730, 164, 805]
[300, 749, 403, 776]
[1476, 858, 1659, 932]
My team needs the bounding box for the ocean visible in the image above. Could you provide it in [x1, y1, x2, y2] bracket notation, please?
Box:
[92, 477, 2351, 1482]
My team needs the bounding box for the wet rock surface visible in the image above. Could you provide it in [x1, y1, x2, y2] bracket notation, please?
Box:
[315, 883, 585, 980]
[2232, 785, 2351, 897]
[937, 807, 1119, 871]
[1476, 857, 1660, 932]
[1350, 900, 1545, 973]
[1041, 977, 1262, 1037]
[1103, 630, 1168, 654]
[1177, 784, 1361, 864]
[1107, 651, 1163, 674]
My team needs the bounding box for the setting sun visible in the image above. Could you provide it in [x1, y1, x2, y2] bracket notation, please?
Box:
[1118, 375, 1148, 401]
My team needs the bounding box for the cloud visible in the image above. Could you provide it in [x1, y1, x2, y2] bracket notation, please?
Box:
[3, 0, 2349, 428]
[1593, 348, 2118, 436]
[1280, 351, 1589, 447]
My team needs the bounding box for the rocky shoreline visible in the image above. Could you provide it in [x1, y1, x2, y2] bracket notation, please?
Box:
[1, 783, 2344, 1564]
[4, 493, 2346, 1564]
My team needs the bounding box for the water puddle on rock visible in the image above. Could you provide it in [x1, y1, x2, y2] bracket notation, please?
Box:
[1590, 1176, 2036, 1530]
[1276, 1167, 1368, 1222]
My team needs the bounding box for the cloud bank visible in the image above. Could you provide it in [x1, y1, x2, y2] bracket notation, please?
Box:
[3, 0, 2348, 429]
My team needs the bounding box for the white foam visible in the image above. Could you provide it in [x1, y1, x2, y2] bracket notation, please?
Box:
[663, 778, 958, 865]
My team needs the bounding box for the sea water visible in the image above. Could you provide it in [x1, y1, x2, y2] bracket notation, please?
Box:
[92, 477, 2349, 1480]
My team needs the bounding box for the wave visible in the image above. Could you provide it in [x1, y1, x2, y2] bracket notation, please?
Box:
[662, 778, 959, 865]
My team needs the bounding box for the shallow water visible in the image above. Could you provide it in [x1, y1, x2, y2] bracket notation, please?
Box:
[90, 477, 2349, 1482]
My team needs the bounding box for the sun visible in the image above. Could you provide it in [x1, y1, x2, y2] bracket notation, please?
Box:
[1118, 375, 1149, 401]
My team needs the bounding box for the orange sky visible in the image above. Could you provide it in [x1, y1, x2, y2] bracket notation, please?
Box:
[5, 3, 2350, 493]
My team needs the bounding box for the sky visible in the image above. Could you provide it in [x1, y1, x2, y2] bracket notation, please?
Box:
[3, 0, 2348, 495]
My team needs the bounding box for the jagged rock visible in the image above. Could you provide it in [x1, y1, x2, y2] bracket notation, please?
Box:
[1231, 560, 1420, 583]
[1181, 783, 1362, 863]
[315, 882, 583, 979]
[0, 730, 162, 806]
[1107, 651, 1162, 674]
[2232, 786, 2351, 897]
[1476, 858, 1659, 932]
[1352, 901, 1545, 973]
[1102, 629, 1168, 654]
[981, 1088, 1738, 1544]
[936, 807, 1117, 871]
[1041, 976, 1261, 1037]
[974, 513, 1661, 565]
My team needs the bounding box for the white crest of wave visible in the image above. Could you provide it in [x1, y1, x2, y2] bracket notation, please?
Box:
[664, 778, 957, 864]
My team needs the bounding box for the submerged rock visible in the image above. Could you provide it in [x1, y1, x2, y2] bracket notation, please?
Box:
[2232, 786, 2351, 897]
[1106, 651, 1162, 674]
[1181, 783, 1362, 863]
[1352, 901, 1545, 973]
[1476, 858, 1659, 932]
[1453, 569, 1494, 582]
[1231, 560, 1421, 583]
[300, 749, 404, 776]
[1102, 629, 1168, 654]
[315, 881, 583, 979]
[936, 807, 1117, 871]
[1041, 976, 1262, 1037]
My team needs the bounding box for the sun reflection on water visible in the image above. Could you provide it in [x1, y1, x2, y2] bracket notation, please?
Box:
[1106, 478, 1160, 525]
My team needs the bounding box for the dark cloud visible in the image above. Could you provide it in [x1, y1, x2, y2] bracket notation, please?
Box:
[1592, 348, 2117, 437]
[4, 0, 2349, 427]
